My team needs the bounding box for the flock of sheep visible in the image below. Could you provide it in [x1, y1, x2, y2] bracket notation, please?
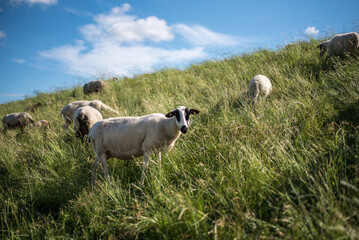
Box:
[2, 32, 359, 185]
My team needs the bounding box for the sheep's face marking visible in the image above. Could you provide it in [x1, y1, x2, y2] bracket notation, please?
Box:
[165, 106, 200, 134]
[317, 43, 328, 57]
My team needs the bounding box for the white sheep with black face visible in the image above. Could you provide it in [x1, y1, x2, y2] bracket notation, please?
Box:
[88, 106, 200, 185]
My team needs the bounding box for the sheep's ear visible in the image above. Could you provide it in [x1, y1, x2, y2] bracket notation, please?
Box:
[316, 44, 321, 49]
[165, 110, 177, 118]
[189, 109, 200, 115]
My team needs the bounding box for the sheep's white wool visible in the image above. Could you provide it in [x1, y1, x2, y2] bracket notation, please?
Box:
[248, 75, 272, 103]
[60, 100, 118, 129]
[88, 106, 199, 185]
[73, 106, 103, 139]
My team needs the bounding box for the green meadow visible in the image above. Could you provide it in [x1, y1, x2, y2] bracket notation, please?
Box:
[1, 38, 358, 239]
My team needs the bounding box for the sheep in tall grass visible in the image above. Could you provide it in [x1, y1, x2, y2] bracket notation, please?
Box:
[2, 112, 35, 132]
[248, 75, 272, 103]
[60, 100, 118, 130]
[33, 120, 51, 129]
[73, 106, 102, 140]
[317, 32, 359, 58]
[88, 106, 200, 185]
[83, 80, 106, 95]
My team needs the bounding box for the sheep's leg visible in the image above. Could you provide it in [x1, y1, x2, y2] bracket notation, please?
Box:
[158, 152, 163, 175]
[250, 85, 259, 114]
[91, 157, 100, 186]
[63, 121, 69, 130]
[62, 116, 71, 130]
[324, 55, 330, 62]
[62, 118, 68, 130]
[141, 150, 151, 184]
[99, 153, 112, 185]
[253, 82, 260, 103]
[2, 126, 7, 134]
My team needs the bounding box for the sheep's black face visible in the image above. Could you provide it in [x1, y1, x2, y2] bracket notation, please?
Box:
[165, 106, 200, 134]
[317, 43, 328, 57]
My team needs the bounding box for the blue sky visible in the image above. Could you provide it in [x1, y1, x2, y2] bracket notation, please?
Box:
[0, 0, 358, 104]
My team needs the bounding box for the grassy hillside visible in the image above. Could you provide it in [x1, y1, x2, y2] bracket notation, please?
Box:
[1, 38, 359, 239]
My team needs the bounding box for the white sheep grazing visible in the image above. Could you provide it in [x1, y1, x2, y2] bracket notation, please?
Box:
[73, 106, 103, 139]
[317, 32, 359, 58]
[60, 100, 118, 130]
[88, 106, 200, 185]
[2, 112, 35, 131]
[248, 75, 272, 103]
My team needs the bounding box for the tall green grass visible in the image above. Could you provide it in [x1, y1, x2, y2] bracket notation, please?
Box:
[1, 38, 359, 239]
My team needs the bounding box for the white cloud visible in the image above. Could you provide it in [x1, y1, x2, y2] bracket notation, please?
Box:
[0, 31, 6, 38]
[13, 58, 26, 64]
[40, 3, 243, 78]
[111, 3, 131, 14]
[63, 7, 93, 17]
[305, 26, 319, 35]
[10, 0, 57, 6]
[40, 41, 205, 77]
[1, 93, 25, 97]
[173, 24, 239, 46]
[79, 4, 174, 44]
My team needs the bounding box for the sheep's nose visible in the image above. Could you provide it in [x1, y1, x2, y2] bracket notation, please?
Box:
[180, 126, 188, 134]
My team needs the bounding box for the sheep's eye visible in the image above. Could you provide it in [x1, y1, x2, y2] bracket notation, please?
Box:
[185, 109, 189, 121]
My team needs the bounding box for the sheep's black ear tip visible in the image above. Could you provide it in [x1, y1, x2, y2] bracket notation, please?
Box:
[191, 109, 200, 115]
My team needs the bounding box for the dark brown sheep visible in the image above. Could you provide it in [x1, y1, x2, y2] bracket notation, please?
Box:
[83, 80, 106, 95]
